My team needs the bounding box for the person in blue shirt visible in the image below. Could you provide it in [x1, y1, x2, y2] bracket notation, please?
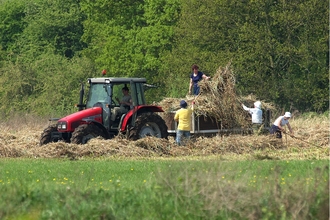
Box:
[189, 64, 211, 95]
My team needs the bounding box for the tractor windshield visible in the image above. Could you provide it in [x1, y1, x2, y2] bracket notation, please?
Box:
[86, 83, 111, 108]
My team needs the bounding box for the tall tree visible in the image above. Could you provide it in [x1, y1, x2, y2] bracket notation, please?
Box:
[0, 0, 26, 50]
[162, 0, 328, 112]
[0, 0, 27, 63]
[81, 0, 180, 74]
[81, 0, 180, 101]
[15, 0, 86, 59]
[232, 0, 328, 111]
[160, 0, 241, 97]
[0, 0, 92, 115]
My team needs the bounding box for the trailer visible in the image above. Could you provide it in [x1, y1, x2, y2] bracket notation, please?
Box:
[164, 109, 271, 137]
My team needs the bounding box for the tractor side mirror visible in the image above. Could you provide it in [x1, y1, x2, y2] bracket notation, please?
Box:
[143, 83, 158, 91]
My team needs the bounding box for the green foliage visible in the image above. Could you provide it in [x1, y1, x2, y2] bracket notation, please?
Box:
[0, 61, 36, 113]
[32, 55, 97, 116]
[15, 0, 86, 59]
[162, 0, 328, 111]
[0, 54, 96, 116]
[159, 0, 237, 97]
[0, 0, 26, 52]
[299, 111, 330, 120]
[0, 0, 27, 67]
[80, 0, 181, 101]
[0, 0, 328, 115]
[81, 0, 145, 75]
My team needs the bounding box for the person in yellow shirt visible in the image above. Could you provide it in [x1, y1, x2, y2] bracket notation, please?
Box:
[174, 100, 194, 146]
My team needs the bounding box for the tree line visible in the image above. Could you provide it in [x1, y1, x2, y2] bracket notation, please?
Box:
[0, 0, 328, 116]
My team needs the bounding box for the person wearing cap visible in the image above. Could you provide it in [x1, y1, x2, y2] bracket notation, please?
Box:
[242, 101, 263, 135]
[270, 112, 294, 138]
[189, 64, 211, 95]
[174, 100, 194, 146]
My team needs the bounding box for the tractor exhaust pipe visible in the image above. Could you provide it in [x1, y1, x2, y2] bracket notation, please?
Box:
[77, 81, 85, 111]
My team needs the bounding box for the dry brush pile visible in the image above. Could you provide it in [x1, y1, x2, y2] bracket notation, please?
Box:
[0, 63, 328, 160]
[158, 62, 275, 129]
[0, 121, 328, 160]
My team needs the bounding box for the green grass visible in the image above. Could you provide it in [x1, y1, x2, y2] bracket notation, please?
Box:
[0, 159, 160, 189]
[0, 158, 328, 219]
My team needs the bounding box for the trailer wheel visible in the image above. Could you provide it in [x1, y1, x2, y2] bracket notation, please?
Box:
[71, 124, 106, 144]
[40, 124, 58, 146]
[128, 113, 168, 140]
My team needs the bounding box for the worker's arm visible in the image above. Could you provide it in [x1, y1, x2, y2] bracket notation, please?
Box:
[121, 100, 131, 106]
[189, 78, 193, 94]
[242, 104, 249, 111]
[202, 74, 211, 80]
[287, 123, 294, 135]
[174, 112, 179, 122]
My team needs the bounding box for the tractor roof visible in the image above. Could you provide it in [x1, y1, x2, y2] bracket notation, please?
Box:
[88, 77, 147, 84]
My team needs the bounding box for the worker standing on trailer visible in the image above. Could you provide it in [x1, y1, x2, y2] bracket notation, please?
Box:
[270, 112, 294, 138]
[189, 64, 211, 95]
[174, 100, 194, 146]
[242, 101, 263, 135]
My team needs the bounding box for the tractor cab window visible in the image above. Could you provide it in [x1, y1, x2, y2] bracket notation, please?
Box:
[130, 82, 145, 106]
[86, 83, 111, 108]
[112, 84, 131, 108]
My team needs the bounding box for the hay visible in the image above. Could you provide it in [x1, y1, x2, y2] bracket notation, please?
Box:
[0, 112, 328, 160]
[159, 62, 275, 129]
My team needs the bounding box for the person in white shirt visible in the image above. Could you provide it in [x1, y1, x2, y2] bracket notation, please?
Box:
[270, 112, 294, 138]
[242, 101, 263, 134]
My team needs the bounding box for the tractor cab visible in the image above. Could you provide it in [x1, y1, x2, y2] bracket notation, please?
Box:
[85, 77, 147, 130]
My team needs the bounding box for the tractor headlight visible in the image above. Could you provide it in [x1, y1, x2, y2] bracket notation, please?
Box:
[57, 122, 67, 130]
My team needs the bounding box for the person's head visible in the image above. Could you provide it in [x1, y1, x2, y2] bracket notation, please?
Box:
[192, 64, 199, 73]
[284, 112, 291, 119]
[254, 101, 261, 109]
[180, 100, 187, 108]
[122, 87, 129, 94]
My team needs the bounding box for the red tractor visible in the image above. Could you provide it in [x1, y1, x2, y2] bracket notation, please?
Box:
[40, 77, 168, 145]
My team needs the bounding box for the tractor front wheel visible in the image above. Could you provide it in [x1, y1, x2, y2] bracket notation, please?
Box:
[71, 124, 107, 144]
[128, 113, 168, 140]
[40, 124, 58, 146]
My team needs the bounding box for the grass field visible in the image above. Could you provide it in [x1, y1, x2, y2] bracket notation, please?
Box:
[0, 158, 328, 219]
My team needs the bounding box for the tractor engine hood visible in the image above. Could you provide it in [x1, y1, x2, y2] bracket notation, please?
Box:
[56, 107, 103, 132]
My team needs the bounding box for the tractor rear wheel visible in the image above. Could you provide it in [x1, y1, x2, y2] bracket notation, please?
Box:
[71, 124, 106, 144]
[128, 112, 168, 140]
[40, 124, 58, 146]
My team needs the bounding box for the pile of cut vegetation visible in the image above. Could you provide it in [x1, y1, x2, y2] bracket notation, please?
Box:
[158, 62, 275, 129]
[0, 124, 328, 160]
[0, 112, 328, 159]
